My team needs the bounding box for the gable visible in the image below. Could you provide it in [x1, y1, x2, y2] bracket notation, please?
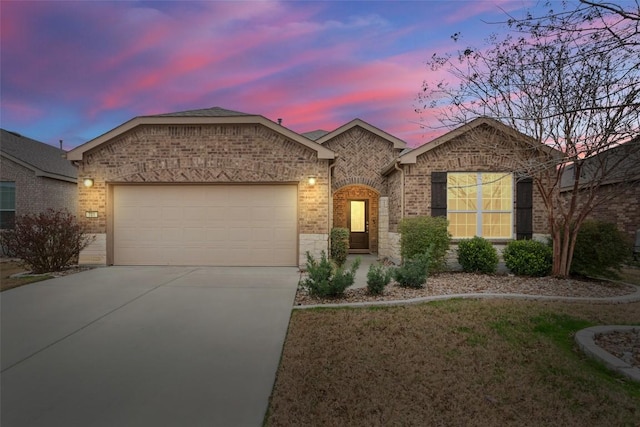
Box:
[399, 117, 560, 165]
[316, 119, 406, 149]
[67, 112, 334, 161]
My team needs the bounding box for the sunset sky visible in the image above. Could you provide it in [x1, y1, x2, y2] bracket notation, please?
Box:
[1, 0, 548, 150]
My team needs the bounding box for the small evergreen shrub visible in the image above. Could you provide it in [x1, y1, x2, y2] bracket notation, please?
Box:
[393, 251, 430, 289]
[332, 260, 361, 295]
[503, 239, 552, 277]
[570, 220, 631, 279]
[457, 236, 498, 274]
[399, 216, 451, 272]
[366, 263, 392, 295]
[301, 251, 360, 297]
[0, 209, 93, 274]
[330, 227, 350, 267]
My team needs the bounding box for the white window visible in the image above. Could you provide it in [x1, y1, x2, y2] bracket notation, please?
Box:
[447, 173, 513, 239]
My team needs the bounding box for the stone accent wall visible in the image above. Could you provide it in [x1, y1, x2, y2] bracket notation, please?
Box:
[401, 130, 549, 236]
[299, 233, 329, 267]
[78, 233, 107, 264]
[77, 123, 330, 265]
[1, 157, 77, 218]
[324, 126, 400, 195]
[332, 185, 379, 253]
[378, 196, 402, 262]
[382, 232, 402, 264]
[387, 168, 403, 233]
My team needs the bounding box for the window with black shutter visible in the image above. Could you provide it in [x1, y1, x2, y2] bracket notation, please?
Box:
[516, 177, 533, 239]
[431, 172, 447, 217]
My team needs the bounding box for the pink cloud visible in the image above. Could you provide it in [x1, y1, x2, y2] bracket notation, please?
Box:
[0, 101, 45, 124]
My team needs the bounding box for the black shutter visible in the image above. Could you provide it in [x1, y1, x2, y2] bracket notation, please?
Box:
[431, 172, 447, 217]
[516, 177, 533, 240]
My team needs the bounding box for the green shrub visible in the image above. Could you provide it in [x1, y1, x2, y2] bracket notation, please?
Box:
[399, 216, 451, 272]
[570, 220, 631, 279]
[503, 239, 552, 276]
[301, 251, 360, 297]
[393, 251, 430, 288]
[457, 236, 499, 274]
[330, 227, 350, 267]
[366, 263, 392, 295]
[0, 209, 94, 274]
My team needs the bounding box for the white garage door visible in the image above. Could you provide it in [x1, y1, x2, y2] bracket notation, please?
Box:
[113, 185, 297, 266]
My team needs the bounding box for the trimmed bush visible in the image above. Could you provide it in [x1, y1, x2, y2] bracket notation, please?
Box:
[570, 220, 631, 279]
[366, 263, 392, 295]
[393, 251, 430, 289]
[0, 209, 93, 274]
[330, 227, 350, 267]
[301, 251, 360, 297]
[503, 239, 552, 277]
[399, 216, 450, 272]
[457, 236, 498, 274]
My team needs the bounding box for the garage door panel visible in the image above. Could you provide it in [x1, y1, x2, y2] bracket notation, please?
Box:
[114, 185, 297, 266]
[161, 228, 183, 242]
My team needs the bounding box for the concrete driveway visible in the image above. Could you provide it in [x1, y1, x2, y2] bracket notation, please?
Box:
[1, 266, 299, 427]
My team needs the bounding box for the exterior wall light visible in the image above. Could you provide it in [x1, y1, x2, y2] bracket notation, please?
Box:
[83, 178, 94, 187]
[308, 176, 317, 185]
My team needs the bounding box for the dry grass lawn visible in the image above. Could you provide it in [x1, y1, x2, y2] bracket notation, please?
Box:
[0, 260, 52, 291]
[266, 300, 640, 426]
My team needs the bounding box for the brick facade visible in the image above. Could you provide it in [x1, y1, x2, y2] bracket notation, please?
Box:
[388, 128, 549, 239]
[324, 126, 400, 195]
[71, 113, 565, 266]
[323, 125, 402, 253]
[1, 157, 77, 217]
[78, 123, 330, 265]
[568, 182, 640, 244]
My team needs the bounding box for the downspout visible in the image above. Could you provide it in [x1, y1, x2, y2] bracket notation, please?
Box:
[328, 158, 337, 250]
[394, 161, 404, 219]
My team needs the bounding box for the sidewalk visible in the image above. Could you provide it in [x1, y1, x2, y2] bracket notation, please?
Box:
[346, 254, 380, 289]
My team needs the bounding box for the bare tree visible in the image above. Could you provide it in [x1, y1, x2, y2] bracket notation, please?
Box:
[503, 1, 639, 67]
[418, 2, 640, 277]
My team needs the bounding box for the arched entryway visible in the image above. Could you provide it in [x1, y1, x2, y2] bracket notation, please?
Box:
[333, 185, 379, 253]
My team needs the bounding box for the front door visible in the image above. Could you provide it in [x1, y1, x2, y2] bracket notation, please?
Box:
[348, 200, 369, 250]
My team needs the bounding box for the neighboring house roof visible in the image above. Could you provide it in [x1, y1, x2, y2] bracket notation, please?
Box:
[560, 137, 640, 190]
[0, 129, 77, 183]
[315, 119, 407, 149]
[67, 107, 335, 161]
[398, 116, 561, 165]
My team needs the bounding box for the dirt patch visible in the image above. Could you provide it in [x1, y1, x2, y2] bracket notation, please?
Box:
[267, 300, 640, 426]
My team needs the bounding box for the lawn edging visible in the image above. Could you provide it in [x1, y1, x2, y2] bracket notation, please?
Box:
[575, 325, 640, 383]
[293, 284, 640, 310]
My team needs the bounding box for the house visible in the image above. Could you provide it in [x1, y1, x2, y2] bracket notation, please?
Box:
[0, 129, 78, 229]
[560, 137, 640, 245]
[66, 107, 552, 267]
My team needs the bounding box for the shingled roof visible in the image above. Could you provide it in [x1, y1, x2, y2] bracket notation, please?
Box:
[560, 137, 640, 190]
[149, 106, 253, 118]
[0, 129, 77, 182]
